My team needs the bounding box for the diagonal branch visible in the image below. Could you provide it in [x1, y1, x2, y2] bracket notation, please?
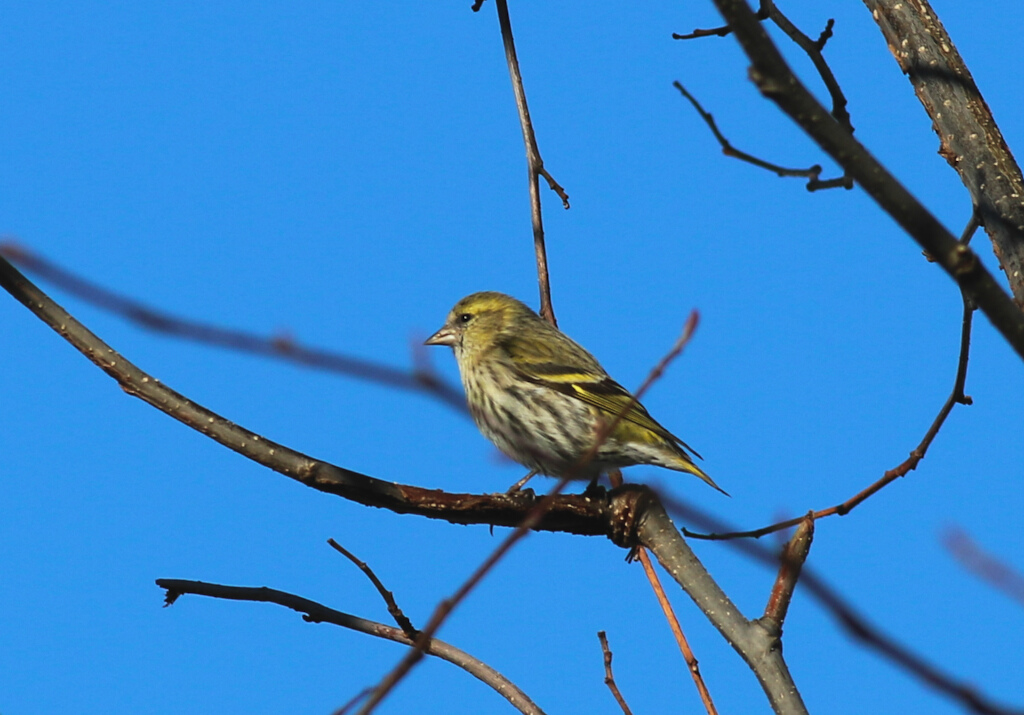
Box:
[707, 0, 1024, 360]
[674, 81, 844, 191]
[327, 539, 418, 638]
[943, 527, 1024, 608]
[862, 0, 1024, 305]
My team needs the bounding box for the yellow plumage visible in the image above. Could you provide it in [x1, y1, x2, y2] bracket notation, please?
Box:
[426, 292, 725, 494]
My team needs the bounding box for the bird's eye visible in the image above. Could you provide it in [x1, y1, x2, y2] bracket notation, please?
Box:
[459, 313, 473, 323]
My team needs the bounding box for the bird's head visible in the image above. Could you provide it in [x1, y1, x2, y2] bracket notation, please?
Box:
[424, 291, 534, 353]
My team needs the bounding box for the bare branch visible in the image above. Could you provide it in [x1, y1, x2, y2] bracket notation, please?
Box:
[490, 0, 568, 326]
[687, 216, 976, 542]
[327, 539, 418, 638]
[597, 632, 635, 715]
[155, 579, 546, 715]
[673, 81, 836, 190]
[608, 468, 718, 713]
[675, 2, 853, 137]
[707, 0, 1024, 359]
[0, 242, 467, 413]
[638, 501, 807, 715]
[673, 1, 769, 40]
[661, 494, 1024, 715]
[763, 6, 851, 133]
[863, 0, 1024, 305]
[0, 252, 655, 537]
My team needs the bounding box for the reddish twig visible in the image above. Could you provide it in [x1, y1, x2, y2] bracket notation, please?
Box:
[597, 631, 635, 715]
[0, 242, 467, 413]
[636, 547, 719, 714]
[488, 0, 568, 326]
[943, 526, 1024, 608]
[762, 513, 814, 629]
[686, 289, 973, 542]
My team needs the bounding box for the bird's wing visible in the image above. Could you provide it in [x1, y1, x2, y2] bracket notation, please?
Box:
[502, 332, 702, 459]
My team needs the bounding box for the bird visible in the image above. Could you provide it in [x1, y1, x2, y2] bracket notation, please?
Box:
[424, 291, 726, 494]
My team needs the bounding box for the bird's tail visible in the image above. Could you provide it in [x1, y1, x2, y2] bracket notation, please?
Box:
[678, 457, 730, 496]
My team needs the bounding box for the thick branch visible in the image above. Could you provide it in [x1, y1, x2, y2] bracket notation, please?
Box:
[862, 0, 1024, 305]
[662, 494, 1024, 715]
[708, 0, 1024, 360]
[638, 501, 807, 715]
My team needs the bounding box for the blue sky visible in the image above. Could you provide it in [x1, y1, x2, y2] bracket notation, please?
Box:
[2, 2, 1022, 714]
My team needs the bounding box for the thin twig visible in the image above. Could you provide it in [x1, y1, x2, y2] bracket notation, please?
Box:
[637, 547, 719, 714]
[687, 280, 975, 542]
[0, 242, 467, 413]
[674, 81, 830, 190]
[607, 468, 719, 714]
[491, 0, 567, 326]
[333, 688, 373, 715]
[597, 632, 635, 715]
[155, 579, 546, 715]
[672, 0, 770, 40]
[327, 539, 418, 638]
[674, 1, 853, 141]
[943, 526, 1024, 608]
[357, 314, 702, 714]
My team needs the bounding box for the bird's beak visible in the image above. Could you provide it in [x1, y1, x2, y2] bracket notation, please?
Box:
[424, 326, 457, 347]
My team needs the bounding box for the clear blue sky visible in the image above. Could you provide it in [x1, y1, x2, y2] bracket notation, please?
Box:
[2, 2, 1022, 714]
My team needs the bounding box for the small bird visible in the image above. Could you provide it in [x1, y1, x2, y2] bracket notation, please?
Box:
[425, 291, 725, 494]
